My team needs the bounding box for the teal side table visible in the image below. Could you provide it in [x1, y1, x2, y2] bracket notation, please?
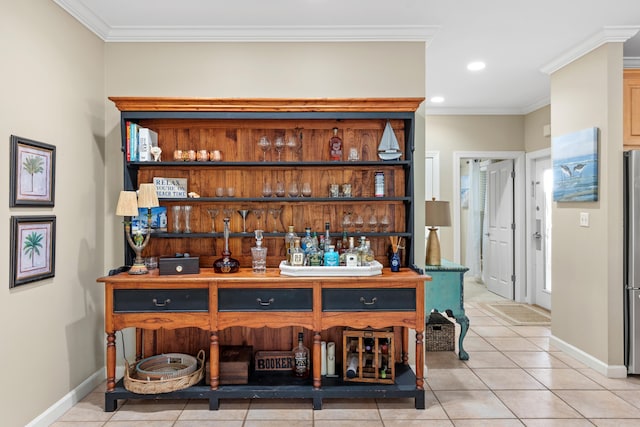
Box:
[424, 260, 470, 360]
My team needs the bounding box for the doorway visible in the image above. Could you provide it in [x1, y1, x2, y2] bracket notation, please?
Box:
[453, 151, 526, 302]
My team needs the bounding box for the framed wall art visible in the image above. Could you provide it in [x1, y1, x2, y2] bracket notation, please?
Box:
[10, 135, 56, 207]
[10, 216, 56, 288]
[552, 127, 599, 202]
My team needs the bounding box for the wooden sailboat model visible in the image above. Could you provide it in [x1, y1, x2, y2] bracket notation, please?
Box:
[378, 120, 402, 160]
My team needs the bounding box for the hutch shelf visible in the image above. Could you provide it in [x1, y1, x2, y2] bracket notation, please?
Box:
[101, 97, 428, 411]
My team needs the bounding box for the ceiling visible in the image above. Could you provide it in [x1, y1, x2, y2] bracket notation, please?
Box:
[54, 0, 640, 115]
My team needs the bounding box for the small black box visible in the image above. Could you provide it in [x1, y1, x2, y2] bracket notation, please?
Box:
[159, 256, 200, 275]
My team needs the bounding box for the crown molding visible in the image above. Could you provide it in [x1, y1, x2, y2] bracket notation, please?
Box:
[425, 106, 527, 116]
[625, 57, 640, 68]
[54, 0, 111, 39]
[541, 26, 640, 75]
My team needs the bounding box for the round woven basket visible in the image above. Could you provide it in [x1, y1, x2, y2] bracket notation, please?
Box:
[135, 352, 198, 381]
[124, 349, 205, 394]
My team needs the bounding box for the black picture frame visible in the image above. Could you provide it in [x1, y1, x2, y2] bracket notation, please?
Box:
[10, 216, 56, 288]
[10, 135, 56, 207]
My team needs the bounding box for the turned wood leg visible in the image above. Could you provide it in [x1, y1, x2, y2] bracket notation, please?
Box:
[106, 332, 116, 392]
[456, 315, 470, 360]
[210, 331, 219, 389]
[415, 329, 424, 390]
[402, 327, 409, 365]
[313, 331, 321, 389]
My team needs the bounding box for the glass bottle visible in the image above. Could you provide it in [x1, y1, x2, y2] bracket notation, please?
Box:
[307, 231, 322, 266]
[356, 236, 367, 266]
[301, 227, 313, 253]
[324, 221, 332, 248]
[291, 238, 305, 266]
[285, 225, 297, 265]
[339, 231, 349, 266]
[213, 217, 240, 273]
[250, 229, 267, 273]
[362, 239, 375, 266]
[292, 332, 310, 378]
[323, 245, 340, 266]
[329, 127, 343, 161]
[345, 236, 359, 267]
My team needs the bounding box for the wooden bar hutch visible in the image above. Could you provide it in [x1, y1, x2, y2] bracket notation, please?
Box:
[98, 97, 428, 411]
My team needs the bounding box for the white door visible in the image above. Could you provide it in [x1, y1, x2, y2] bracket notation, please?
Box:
[532, 157, 552, 310]
[485, 159, 514, 299]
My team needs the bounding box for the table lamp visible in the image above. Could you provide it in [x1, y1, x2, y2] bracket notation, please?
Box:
[116, 184, 159, 274]
[425, 197, 451, 266]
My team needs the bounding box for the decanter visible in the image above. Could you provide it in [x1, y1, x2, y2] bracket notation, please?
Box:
[213, 217, 239, 273]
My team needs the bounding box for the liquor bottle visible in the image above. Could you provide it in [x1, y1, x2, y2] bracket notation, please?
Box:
[345, 236, 359, 267]
[285, 225, 297, 265]
[213, 217, 240, 273]
[329, 127, 343, 161]
[364, 337, 374, 353]
[292, 332, 310, 378]
[301, 227, 313, 252]
[291, 238, 305, 266]
[345, 354, 359, 378]
[307, 234, 323, 267]
[324, 221, 332, 248]
[339, 231, 349, 266]
[323, 245, 340, 266]
[362, 239, 375, 266]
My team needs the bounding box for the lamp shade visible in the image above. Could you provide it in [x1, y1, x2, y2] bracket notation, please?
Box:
[116, 191, 139, 216]
[137, 183, 159, 209]
[425, 198, 451, 227]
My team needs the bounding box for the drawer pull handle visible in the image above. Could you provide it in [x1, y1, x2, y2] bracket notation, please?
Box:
[152, 298, 172, 307]
[360, 297, 378, 306]
[257, 297, 275, 306]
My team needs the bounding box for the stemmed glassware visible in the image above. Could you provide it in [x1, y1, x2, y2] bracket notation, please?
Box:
[353, 214, 364, 232]
[341, 211, 352, 232]
[258, 136, 271, 161]
[367, 210, 378, 232]
[288, 182, 299, 198]
[223, 208, 234, 230]
[268, 206, 282, 233]
[274, 137, 285, 161]
[252, 207, 265, 230]
[379, 214, 391, 232]
[206, 208, 219, 233]
[237, 208, 250, 233]
[262, 182, 272, 197]
[286, 135, 299, 159]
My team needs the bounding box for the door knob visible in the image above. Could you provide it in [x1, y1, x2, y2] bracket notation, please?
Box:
[533, 232, 542, 239]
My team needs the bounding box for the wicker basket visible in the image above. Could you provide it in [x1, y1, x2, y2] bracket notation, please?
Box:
[426, 312, 455, 351]
[124, 350, 205, 394]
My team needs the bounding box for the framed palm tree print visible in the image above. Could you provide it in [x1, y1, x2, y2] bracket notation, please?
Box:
[10, 135, 56, 207]
[10, 216, 56, 288]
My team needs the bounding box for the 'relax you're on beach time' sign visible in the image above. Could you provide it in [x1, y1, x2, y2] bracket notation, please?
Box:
[552, 127, 599, 202]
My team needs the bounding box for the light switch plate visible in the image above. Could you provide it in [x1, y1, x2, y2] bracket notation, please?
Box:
[580, 212, 589, 227]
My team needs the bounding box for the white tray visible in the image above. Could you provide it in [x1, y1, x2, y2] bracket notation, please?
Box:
[279, 260, 383, 277]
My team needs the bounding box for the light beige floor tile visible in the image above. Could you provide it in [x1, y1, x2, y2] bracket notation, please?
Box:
[50, 422, 106, 427]
[521, 420, 592, 427]
[377, 393, 449, 420]
[494, 390, 581, 419]
[526, 368, 603, 390]
[313, 398, 379, 420]
[426, 351, 470, 369]
[591, 419, 640, 426]
[108, 400, 186, 421]
[484, 337, 543, 351]
[612, 389, 640, 409]
[554, 390, 640, 418]
[503, 351, 569, 368]
[245, 399, 313, 420]
[383, 420, 453, 427]
[104, 421, 176, 426]
[471, 326, 519, 337]
[508, 326, 551, 337]
[55, 391, 114, 422]
[473, 368, 545, 390]
[460, 336, 496, 351]
[243, 421, 313, 427]
[462, 351, 519, 369]
[524, 337, 555, 351]
[175, 421, 243, 427]
[178, 399, 248, 420]
[577, 369, 640, 390]
[314, 421, 384, 427]
[434, 390, 515, 419]
[548, 351, 589, 369]
[426, 368, 487, 391]
[454, 420, 525, 426]
[467, 316, 503, 326]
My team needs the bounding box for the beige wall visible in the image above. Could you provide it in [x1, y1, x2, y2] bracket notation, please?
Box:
[525, 105, 551, 152]
[0, 2, 105, 425]
[425, 115, 525, 260]
[550, 43, 624, 368]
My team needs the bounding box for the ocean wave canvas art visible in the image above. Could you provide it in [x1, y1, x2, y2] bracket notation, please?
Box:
[552, 127, 599, 202]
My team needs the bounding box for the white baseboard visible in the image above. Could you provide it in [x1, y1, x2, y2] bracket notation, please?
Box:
[26, 367, 114, 427]
[550, 334, 627, 378]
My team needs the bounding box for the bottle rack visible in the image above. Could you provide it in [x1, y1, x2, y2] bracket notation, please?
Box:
[342, 329, 395, 384]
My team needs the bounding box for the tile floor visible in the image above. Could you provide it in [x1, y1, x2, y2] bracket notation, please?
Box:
[52, 281, 640, 426]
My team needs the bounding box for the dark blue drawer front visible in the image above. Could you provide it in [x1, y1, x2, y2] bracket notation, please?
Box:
[218, 288, 312, 311]
[113, 289, 208, 312]
[322, 288, 416, 311]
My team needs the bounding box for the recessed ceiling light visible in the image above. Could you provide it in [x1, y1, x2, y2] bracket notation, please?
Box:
[430, 96, 445, 103]
[467, 61, 486, 71]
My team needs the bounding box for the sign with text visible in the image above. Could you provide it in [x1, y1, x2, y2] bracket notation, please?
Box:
[153, 177, 187, 199]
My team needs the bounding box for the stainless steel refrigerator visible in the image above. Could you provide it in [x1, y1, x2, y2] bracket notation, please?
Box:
[624, 150, 640, 373]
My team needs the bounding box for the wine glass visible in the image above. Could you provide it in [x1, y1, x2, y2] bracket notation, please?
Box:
[353, 214, 364, 232]
[237, 209, 250, 233]
[252, 207, 265, 230]
[274, 137, 285, 161]
[341, 212, 352, 231]
[286, 135, 299, 159]
[268, 206, 282, 233]
[275, 181, 285, 197]
[258, 136, 271, 161]
[223, 207, 234, 230]
[367, 213, 378, 232]
[262, 182, 273, 197]
[301, 182, 312, 197]
[379, 214, 391, 232]
[206, 208, 219, 233]
[288, 182, 299, 197]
